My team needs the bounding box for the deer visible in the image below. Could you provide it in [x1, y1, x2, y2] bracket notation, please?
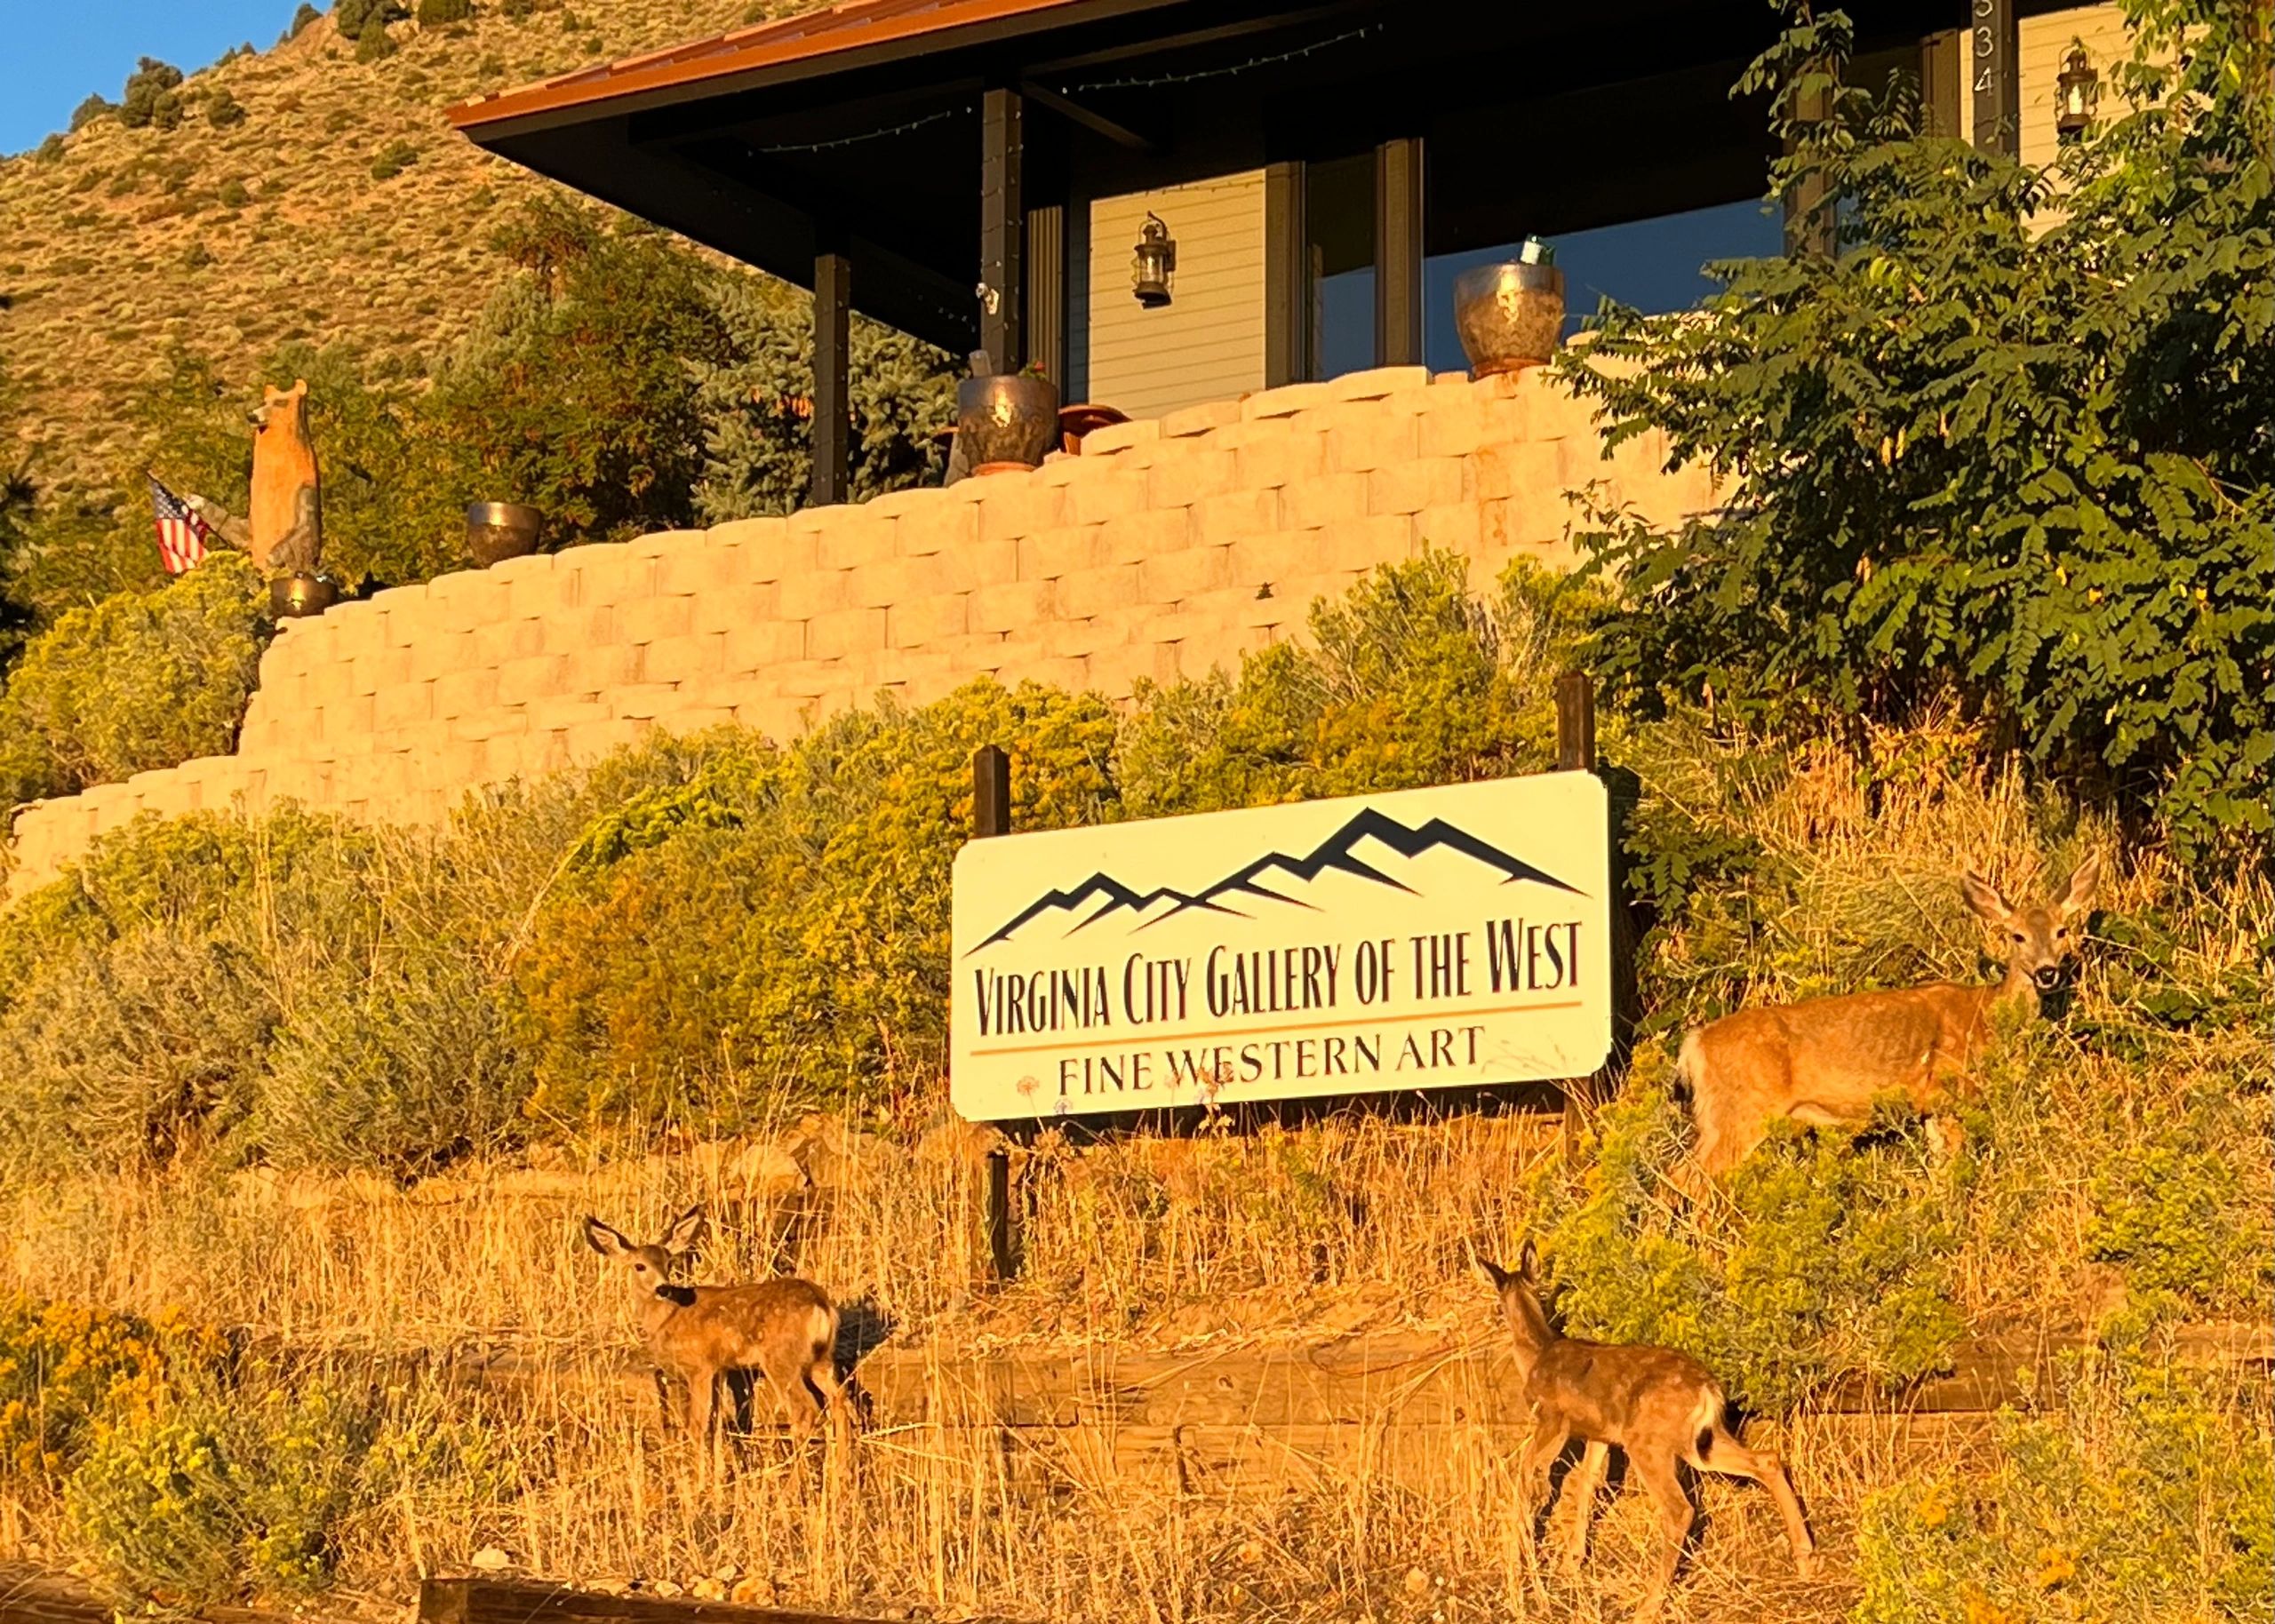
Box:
[1678, 856, 2101, 1180]
[583, 1206, 842, 1467]
[1482, 1246, 1814, 1621]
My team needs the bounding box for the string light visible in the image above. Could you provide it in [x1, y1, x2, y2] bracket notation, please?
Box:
[746, 23, 1383, 155]
[755, 104, 971, 155]
[1060, 25, 1380, 96]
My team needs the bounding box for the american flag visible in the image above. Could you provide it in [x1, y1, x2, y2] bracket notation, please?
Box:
[148, 474, 212, 576]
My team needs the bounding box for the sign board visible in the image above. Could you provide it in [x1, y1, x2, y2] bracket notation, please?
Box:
[949, 772, 1612, 1123]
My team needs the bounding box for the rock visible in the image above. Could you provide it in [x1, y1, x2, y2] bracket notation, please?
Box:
[469, 1547, 514, 1573]
[712, 1563, 742, 1584]
[651, 1580, 685, 1599]
[728, 1142, 808, 1196]
[692, 1579, 726, 1602]
[914, 1116, 1001, 1168]
[729, 1578, 774, 1606]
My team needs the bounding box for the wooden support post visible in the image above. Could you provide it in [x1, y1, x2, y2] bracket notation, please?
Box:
[970, 744, 1018, 1280]
[1554, 669, 1595, 773]
[1374, 136, 1424, 368]
[1264, 161, 1306, 387]
[1555, 671, 1599, 1156]
[810, 247, 850, 508]
[979, 88, 1026, 375]
[1969, 0, 2020, 158]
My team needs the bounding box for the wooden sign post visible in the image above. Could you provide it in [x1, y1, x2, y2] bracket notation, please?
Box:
[970, 744, 1018, 1281]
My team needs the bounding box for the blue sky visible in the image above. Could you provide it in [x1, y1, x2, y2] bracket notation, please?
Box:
[0, 0, 299, 155]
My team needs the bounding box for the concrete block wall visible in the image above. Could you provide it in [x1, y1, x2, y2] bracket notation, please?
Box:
[5, 364, 1715, 894]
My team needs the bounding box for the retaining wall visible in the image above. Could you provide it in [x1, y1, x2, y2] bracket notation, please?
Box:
[5, 363, 1715, 894]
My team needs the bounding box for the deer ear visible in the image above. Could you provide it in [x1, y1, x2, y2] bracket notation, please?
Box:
[1961, 868, 2013, 925]
[583, 1216, 628, 1258]
[2056, 852, 2102, 920]
[662, 1205, 707, 1255]
[1478, 1257, 1511, 1291]
[1518, 1239, 1539, 1281]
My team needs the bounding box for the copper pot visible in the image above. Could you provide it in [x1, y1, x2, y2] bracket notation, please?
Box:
[269, 571, 337, 618]
[956, 373, 1061, 474]
[1453, 260, 1566, 378]
[467, 501, 542, 567]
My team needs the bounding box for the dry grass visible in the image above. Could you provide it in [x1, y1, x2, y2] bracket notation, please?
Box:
[0, 0, 784, 495]
[0, 721, 2263, 1622]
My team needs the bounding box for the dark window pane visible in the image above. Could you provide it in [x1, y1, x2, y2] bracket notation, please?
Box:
[1306, 153, 1377, 379]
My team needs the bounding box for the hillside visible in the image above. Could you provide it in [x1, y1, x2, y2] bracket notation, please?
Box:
[0, 0, 789, 498]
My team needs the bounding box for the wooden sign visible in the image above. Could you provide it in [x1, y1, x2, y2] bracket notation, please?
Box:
[950, 773, 1613, 1123]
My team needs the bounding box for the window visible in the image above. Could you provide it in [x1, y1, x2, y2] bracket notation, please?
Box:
[1305, 153, 1375, 381]
[1422, 197, 1784, 375]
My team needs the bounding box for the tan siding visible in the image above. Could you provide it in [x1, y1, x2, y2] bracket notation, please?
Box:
[2020, 4, 2132, 170]
[1087, 171, 1266, 421]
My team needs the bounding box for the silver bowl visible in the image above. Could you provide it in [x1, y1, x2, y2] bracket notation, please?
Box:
[467, 501, 542, 567]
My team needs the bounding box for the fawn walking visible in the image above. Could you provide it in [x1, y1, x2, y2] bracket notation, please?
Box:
[1678, 856, 2100, 1178]
[584, 1206, 842, 1465]
[1484, 1246, 1813, 1621]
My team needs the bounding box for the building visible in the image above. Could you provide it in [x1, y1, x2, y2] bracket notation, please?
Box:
[449, 0, 2128, 495]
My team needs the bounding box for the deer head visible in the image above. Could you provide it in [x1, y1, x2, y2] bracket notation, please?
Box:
[1480, 1242, 1557, 1368]
[583, 1206, 707, 1302]
[1961, 853, 2101, 1003]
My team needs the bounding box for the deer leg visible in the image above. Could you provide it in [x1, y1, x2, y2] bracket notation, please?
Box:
[651, 1368, 675, 1432]
[686, 1365, 718, 1481]
[1629, 1452, 1694, 1624]
[803, 1351, 842, 1443]
[1925, 1113, 1967, 1165]
[1693, 1428, 1815, 1579]
[1552, 1440, 1610, 1575]
[1513, 1414, 1569, 1603]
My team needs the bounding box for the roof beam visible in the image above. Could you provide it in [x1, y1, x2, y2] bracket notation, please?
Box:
[1018, 78, 1161, 150]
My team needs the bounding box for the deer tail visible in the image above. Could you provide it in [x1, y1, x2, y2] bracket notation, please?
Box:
[1687, 1384, 1725, 1464]
[1673, 1028, 1705, 1102]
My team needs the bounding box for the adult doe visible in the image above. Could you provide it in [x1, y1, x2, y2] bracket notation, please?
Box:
[1679, 856, 2100, 1178]
[583, 1206, 842, 1462]
[1483, 1246, 1813, 1621]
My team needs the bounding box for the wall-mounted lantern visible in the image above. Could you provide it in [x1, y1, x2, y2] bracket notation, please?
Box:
[1131, 212, 1177, 308]
[2056, 45, 2096, 144]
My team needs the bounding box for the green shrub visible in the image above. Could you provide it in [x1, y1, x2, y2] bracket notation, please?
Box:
[369, 139, 416, 179]
[34, 135, 64, 164]
[355, 19, 399, 61]
[1525, 1068, 1963, 1412]
[68, 95, 115, 131]
[417, 0, 474, 22]
[1855, 1354, 2274, 1624]
[693, 278, 955, 521]
[204, 89, 246, 129]
[218, 178, 251, 210]
[334, 0, 408, 35]
[2088, 1127, 2268, 1310]
[116, 59, 184, 131]
[0, 553, 269, 807]
[1114, 553, 1590, 820]
[1566, 6, 2275, 859]
[62, 1372, 443, 1609]
[515, 683, 1120, 1126]
[0, 927, 275, 1175]
[288, 3, 323, 38]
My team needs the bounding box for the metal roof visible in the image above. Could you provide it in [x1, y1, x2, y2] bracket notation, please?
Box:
[447, 0, 1099, 131]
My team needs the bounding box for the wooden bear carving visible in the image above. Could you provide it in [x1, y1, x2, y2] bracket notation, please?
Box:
[249, 378, 321, 576]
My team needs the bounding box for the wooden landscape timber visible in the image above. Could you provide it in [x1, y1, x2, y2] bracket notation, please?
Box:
[428, 1319, 2271, 1450]
[419, 1578, 889, 1624]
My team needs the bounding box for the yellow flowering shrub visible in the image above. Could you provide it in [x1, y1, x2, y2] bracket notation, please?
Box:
[0, 1295, 219, 1488]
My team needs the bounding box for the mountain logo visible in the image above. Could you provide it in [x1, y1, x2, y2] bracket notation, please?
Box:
[967, 807, 1582, 955]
